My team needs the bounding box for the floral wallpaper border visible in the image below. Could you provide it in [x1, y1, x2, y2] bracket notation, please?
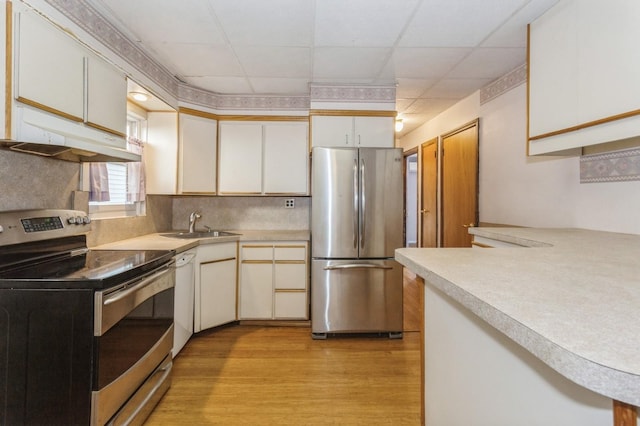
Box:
[580, 148, 640, 183]
[309, 84, 396, 104]
[480, 63, 527, 105]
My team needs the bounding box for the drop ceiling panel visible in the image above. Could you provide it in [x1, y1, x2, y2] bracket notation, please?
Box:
[235, 46, 311, 78]
[399, 0, 528, 47]
[209, 0, 314, 46]
[148, 43, 242, 77]
[314, 0, 419, 47]
[391, 48, 472, 79]
[249, 77, 310, 95]
[313, 47, 391, 80]
[395, 78, 438, 98]
[183, 76, 252, 94]
[101, 0, 226, 44]
[425, 78, 493, 98]
[447, 47, 526, 79]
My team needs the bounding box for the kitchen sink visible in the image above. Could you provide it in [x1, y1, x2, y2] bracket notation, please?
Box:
[160, 230, 239, 239]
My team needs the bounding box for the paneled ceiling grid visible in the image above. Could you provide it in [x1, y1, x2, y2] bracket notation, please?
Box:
[87, 0, 560, 135]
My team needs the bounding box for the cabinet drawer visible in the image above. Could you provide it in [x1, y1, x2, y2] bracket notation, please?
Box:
[241, 245, 273, 261]
[274, 291, 307, 319]
[197, 242, 237, 262]
[274, 263, 306, 290]
[274, 245, 307, 261]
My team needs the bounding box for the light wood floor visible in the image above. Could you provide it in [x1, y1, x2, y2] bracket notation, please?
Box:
[145, 325, 421, 425]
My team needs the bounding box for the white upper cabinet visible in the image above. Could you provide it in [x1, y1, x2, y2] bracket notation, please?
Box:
[14, 7, 127, 143]
[311, 114, 394, 148]
[263, 123, 308, 194]
[179, 112, 218, 194]
[85, 54, 127, 137]
[218, 121, 309, 195]
[15, 9, 85, 121]
[528, 0, 640, 155]
[145, 112, 178, 194]
[218, 122, 264, 194]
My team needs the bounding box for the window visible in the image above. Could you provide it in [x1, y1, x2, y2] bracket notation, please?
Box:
[84, 116, 146, 219]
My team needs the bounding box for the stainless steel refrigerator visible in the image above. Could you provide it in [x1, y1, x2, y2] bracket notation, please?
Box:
[311, 147, 403, 339]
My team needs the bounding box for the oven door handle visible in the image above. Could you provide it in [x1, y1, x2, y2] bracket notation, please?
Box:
[103, 265, 173, 307]
[95, 263, 175, 336]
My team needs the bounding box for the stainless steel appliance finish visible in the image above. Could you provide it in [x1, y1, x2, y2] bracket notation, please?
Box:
[0, 209, 174, 425]
[311, 147, 404, 338]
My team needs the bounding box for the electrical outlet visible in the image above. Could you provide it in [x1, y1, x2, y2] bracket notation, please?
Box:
[284, 199, 295, 209]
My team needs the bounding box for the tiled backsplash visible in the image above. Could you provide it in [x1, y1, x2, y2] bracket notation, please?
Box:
[172, 196, 310, 231]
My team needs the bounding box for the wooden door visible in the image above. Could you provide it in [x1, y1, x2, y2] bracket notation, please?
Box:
[442, 121, 478, 247]
[420, 139, 438, 248]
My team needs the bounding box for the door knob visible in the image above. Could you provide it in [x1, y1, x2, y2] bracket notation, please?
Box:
[420, 209, 430, 214]
[462, 223, 475, 228]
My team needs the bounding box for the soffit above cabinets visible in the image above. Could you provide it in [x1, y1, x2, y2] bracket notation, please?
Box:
[81, 0, 560, 136]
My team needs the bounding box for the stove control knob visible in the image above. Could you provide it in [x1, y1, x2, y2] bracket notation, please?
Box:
[82, 216, 91, 225]
[0, 225, 3, 233]
[67, 217, 77, 225]
[75, 216, 84, 225]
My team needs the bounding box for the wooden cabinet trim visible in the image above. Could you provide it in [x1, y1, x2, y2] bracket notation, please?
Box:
[179, 107, 309, 123]
[309, 109, 397, 118]
[16, 96, 83, 122]
[528, 108, 640, 142]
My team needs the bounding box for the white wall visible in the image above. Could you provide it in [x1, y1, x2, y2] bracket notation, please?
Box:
[400, 83, 640, 235]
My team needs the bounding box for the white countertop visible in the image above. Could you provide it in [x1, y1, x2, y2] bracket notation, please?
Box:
[395, 227, 640, 406]
[95, 229, 310, 252]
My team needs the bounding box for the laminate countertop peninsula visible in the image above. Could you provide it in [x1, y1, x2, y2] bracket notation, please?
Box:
[395, 227, 640, 413]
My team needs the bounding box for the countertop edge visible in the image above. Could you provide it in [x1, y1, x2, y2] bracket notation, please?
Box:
[395, 246, 640, 407]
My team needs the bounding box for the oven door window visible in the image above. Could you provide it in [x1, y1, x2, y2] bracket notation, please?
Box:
[95, 284, 174, 390]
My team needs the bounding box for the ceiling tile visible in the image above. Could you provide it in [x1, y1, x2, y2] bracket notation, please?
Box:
[313, 47, 391, 81]
[314, 0, 419, 47]
[447, 47, 525, 79]
[100, 0, 226, 44]
[235, 46, 311, 78]
[391, 48, 472, 79]
[399, 0, 527, 47]
[395, 78, 437, 98]
[183, 76, 252, 94]
[249, 78, 310, 95]
[209, 0, 314, 46]
[482, 0, 562, 47]
[424, 78, 493, 98]
[404, 98, 458, 114]
[147, 42, 242, 77]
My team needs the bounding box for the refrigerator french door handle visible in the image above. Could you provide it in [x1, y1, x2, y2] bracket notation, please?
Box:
[360, 158, 366, 250]
[353, 158, 358, 250]
[323, 264, 393, 271]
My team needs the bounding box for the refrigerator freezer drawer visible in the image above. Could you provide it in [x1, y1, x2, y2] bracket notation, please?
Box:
[311, 259, 403, 336]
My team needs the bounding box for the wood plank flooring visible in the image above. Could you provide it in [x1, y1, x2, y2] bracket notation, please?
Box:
[145, 326, 421, 425]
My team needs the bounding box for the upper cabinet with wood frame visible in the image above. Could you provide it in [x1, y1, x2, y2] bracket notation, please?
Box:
[528, 0, 640, 155]
[218, 118, 309, 196]
[179, 110, 218, 194]
[310, 111, 395, 148]
[13, 5, 127, 140]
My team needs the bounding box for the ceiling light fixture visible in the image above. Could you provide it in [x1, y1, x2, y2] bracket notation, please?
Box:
[395, 118, 404, 132]
[129, 91, 149, 102]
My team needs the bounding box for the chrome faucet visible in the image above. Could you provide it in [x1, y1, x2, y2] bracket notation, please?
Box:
[188, 212, 201, 233]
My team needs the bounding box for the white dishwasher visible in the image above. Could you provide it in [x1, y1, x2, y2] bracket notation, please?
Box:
[173, 249, 196, 357]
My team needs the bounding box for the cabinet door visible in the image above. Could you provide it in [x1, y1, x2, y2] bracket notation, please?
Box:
[85, 54, 127, 138]
[311, 115, 354, 147]
[16, 10, 84, 121]
[218, 123, 263, 194]
[179, 113, 217, 193]
[274, 292, 308, 319]
[145, 112, 178, 194]
[239, 263, 273, 319]
[263, 123, 308, 194]
[200, 258, 237, 330]
[354, 116, 394, 147]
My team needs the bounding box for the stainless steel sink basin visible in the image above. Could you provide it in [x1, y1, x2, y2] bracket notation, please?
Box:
[160, 230, 239, 239]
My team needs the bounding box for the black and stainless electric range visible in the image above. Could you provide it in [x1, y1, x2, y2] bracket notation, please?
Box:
[0, 209, 175, 426]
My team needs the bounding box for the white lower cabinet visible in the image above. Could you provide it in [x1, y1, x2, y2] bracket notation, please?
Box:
[239, 241, 309, 320]
[194, 242, 238, 332]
